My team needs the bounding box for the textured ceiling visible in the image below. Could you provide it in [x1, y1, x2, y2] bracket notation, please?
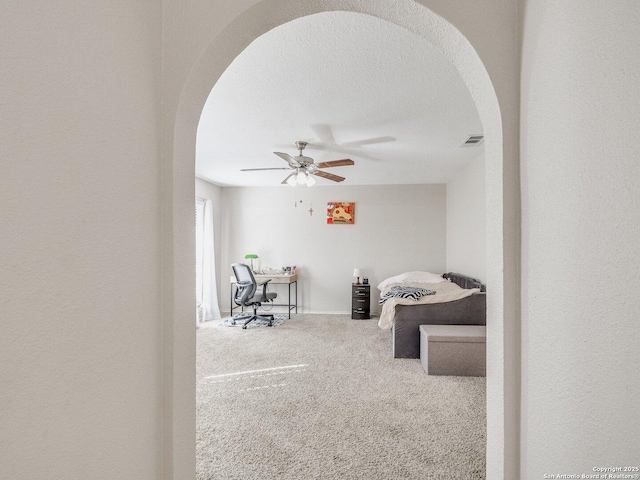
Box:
[195, 11, 483, 187]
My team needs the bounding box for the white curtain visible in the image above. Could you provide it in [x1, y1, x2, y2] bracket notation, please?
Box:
[196, 198, 221, 323]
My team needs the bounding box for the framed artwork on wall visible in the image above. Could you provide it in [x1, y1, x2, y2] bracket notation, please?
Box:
[327, 201, 355, 224]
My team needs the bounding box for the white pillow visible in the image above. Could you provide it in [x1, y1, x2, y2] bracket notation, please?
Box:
[377, 271, 445, 291]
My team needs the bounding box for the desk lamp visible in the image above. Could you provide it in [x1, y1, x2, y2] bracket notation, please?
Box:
[245, 254, 259, 273]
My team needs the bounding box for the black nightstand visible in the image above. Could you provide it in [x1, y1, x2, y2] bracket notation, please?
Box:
[351, 283, 370, 319]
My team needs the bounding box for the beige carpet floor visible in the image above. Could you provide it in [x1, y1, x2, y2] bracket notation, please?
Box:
[196, 314, 486, 479]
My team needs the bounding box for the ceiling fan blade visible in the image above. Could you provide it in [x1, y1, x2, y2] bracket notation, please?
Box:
[310, 123, 336, 144]
[274, 152, 299, 167]
[281, 172, 295, 185]
[342, 136, 396, 147]
[241, 167, 291, 171]
[316, 159, 354, 168]
[304, 143, 381, 162]
[312, 170, 345, 183]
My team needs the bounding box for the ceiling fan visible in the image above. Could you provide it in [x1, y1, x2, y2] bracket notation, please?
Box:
[240, 141, 354, 187]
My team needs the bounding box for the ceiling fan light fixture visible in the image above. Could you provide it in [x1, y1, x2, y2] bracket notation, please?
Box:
[286, 174, 297, 187]
[305, 175, 316, 187]
[296, 170, 307, 185]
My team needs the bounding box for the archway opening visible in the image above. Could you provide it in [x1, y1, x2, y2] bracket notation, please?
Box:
[167, 0, 513, 477]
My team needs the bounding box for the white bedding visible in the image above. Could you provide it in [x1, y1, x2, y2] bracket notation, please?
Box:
[377, 280, 480, 330]
[377, 271, 445, 291]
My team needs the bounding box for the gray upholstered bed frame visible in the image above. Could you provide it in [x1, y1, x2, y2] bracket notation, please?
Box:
[391, 272, 486, 358]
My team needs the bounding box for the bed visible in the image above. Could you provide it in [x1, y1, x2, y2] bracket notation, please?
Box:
[377, 272, 486, 358]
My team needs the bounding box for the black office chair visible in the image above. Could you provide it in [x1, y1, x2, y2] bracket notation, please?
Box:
[231, 263, 278, 329]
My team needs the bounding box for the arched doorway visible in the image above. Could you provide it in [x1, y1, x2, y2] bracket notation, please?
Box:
[166, 0, 516, 477]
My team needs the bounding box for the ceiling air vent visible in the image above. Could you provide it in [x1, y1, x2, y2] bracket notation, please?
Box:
[462, 135, 484, 147]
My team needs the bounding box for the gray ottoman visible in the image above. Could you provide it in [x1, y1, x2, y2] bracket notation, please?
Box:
[419, 325, 486, 377]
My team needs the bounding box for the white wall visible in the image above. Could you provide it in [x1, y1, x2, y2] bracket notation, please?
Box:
[521, 1, 640, 477]
[0, 1, 521, 479]
[446, 153, 486, 282]
[0, 2, 162, 479]
[195, 177, 223, 303]
[220, 184, 446, 314]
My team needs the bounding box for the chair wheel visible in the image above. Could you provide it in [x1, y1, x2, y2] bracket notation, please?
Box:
[242, 325, 247, 329]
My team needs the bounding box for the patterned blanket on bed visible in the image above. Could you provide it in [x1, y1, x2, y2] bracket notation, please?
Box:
[378, 285, 435, 304]
[377, 281, 480, 330]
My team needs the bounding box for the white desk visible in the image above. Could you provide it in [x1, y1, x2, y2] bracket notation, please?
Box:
[230, 273, 298, 318]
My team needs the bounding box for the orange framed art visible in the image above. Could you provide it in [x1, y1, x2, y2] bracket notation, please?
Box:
[326, 201, 355, 224]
